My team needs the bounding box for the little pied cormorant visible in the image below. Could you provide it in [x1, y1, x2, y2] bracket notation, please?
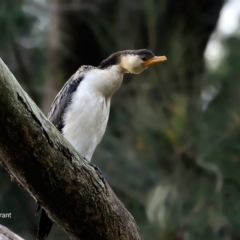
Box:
[37, 49, 167, 240]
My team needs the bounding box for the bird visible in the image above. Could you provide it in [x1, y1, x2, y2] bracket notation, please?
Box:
[36, 49, 167, 240]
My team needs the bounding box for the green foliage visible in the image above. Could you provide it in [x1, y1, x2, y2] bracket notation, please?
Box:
[0, 0, 35, 47]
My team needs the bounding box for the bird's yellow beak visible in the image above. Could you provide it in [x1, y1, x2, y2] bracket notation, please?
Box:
[143, 56, 167, 67]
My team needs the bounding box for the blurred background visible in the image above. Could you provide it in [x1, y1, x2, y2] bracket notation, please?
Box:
[1, 0, 240, 239]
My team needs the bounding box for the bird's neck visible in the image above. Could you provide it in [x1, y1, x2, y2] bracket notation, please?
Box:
[85, 65, 124, 98]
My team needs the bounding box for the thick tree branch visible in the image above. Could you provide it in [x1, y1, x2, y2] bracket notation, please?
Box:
[0, 58, 141, 240]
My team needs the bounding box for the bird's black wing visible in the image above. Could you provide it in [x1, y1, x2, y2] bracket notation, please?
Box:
[37, 65, 94, 240]
[48, 65, 94, 132]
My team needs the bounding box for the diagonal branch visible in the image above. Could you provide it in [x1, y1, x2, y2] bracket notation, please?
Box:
[0, 224, 24, 240]
[0, 58, 141, 240]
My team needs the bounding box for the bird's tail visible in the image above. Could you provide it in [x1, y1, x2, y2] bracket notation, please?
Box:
[36, 207, 53, 240]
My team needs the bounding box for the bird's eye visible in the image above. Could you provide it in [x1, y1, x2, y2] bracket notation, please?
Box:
[141, 56, 147, 61]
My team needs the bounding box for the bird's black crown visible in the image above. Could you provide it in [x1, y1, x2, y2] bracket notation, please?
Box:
[99, 49, 155, 69]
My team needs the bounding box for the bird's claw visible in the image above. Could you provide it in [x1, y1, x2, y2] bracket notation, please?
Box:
[84, 158, 106, 185]
[90, 163, 106, 183]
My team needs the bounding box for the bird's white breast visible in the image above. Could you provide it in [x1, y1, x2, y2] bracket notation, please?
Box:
[62, 67, 123, 161]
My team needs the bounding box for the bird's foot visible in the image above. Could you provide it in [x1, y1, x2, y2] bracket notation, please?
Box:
[91, 163, 106, 183]
[84, 158, 106, 186]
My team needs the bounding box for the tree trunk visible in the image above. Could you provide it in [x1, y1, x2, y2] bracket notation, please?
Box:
[0, 58, 141, 240]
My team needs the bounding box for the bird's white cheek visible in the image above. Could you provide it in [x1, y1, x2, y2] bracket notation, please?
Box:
[131, 66, 148, 74]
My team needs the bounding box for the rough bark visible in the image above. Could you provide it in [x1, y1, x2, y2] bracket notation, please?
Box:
[0, 58, 141, 240]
